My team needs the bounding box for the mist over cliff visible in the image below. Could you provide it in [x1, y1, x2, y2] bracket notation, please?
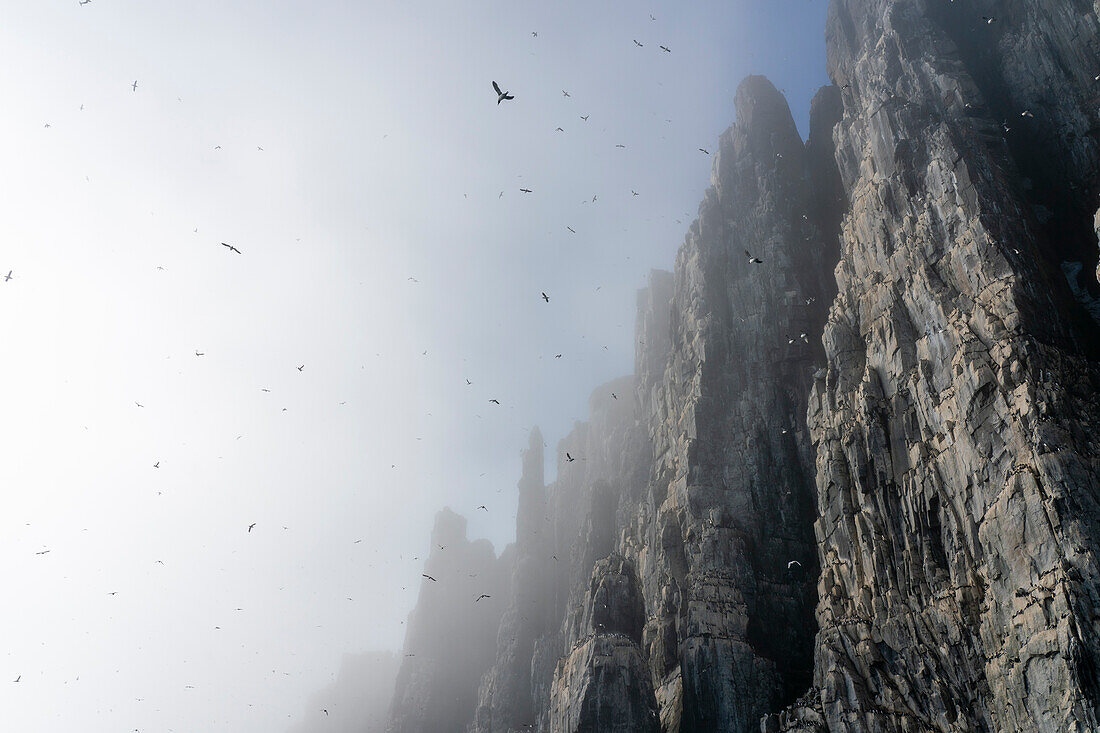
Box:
[383, 1, 1100, 731]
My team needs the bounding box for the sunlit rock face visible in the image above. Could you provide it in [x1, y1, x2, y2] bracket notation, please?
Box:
[771, 0, 1100, 731]
[387, 509, 509, 733]
[390, 2, 1100, 732]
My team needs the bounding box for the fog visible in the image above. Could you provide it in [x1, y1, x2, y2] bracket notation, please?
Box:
[0, 1, 826, 730]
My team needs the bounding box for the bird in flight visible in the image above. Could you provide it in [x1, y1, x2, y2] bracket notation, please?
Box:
[35, 550, 50, 555]
[257, 146, 264, 151]
[3, 270, 11, 281]
[659, 45, 671, 53]
[214, 145, 221, 150]
[221, 242, 241, 254]
[632, 190, 639, 196]
[489, 399, 501, 405]
[79, 0, 91, 4]
[611, 393, 618, 399]
[153, 461, 160, 468]
[422, 574, 436, 582]
[531, 31, 537, 37]
[132, 80, 138, 91]
[135, 401, 144, 408]
[580, 115, 589, 121]
[633, 39, 643, 47]
[13, 676, 20, 682]
[745, 250, 763, 264]
[556, 127, 564, 132]
[492, 81, 514, 104]
[566, 226, 576, 234]
[699, 148, 710, 155]
[44, 123, 51, 128]
[195, 350, 204, 356]
[982, 15, 996, 23]
[465, 378, 472, 385]
[248, 523, 256, 533]
[477, 505, 487, 511]
[554, 354, 562, 358]
[566, 453, 575, 462]
[541, 292, 549, 302]
[787, 560, 801, 569]
[562, 90, 570, 97]
[615, 144, 625, 148]
[475, 594, 491, 602]
[322, 709, 329, 716]
[1021, 109, 1035, 118]
[520, 188, 533, 193]
[297, 365, 304, 372]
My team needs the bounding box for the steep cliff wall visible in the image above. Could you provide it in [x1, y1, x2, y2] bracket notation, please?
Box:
[388, 3, 1100, 731]
[772, 1, 1100, 731]
[388, 509, 510, 733]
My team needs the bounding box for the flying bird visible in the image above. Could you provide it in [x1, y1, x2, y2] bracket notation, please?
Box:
[633, 39, 644, 47]
[566, 453, 575, 462]
[489, 399, 500, 405]
[1021, 109, 1035, 118]
[541, 292, 549, 302]
[699, 148, 710, 154]
[531, 31, 537, 37]
[475, 594, 491, 602]
[580, 115, 588, 121]
[422, 574, 436, 582]
[520, 188, 533, 193]
[195, 350, 204, 356]
[220, 242, 241, 254]
[477, 505, 487, 511]
[466, 379, 472, 385]
[659, 45, 671, 52]
[556, 127, 564, 132]
[745, 250, 763, 264]
[131, 80, 138, 91]
[615, 144, 625, 148]
[13, 676, 20, 682]
[554, 354, 562, 358]
[35, 550, 50, 555]
[787, 560, 802, 569]
[632, 190, 639, 196]
[566, 226, 576, 234]
[297, 365, 304, 372]
[248, 523, 256, 533]
[492, 81, 514, 104]
[611, 393, 618, 399]
[153, 461, 159, 468]
[562, 90, 570, 97]
[3, 270, 11, 281]
[134, 402, 144, 408]
[982, 15, 996, 23]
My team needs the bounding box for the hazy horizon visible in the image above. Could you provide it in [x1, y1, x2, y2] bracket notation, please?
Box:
[1, 1, 829, 730]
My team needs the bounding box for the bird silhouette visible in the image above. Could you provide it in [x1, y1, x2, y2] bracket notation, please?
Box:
[562, 90, 570, 97]
[566, 453, 575, 462]
[248, 523, 256, 533]
[520, 188, 533, 193]
[3, 270, 11, 281]
[659, 45, 671, 52]
[422, 574, 436, 582]
[489, 399, 500, 405]
[220, 242, 241, 254]
[566, 226, 576, 233]
[787, 560, 802, 569]
[492, 81, 514, 104]
[541, 292, 549, 302]
[297, 365, 304, 372]
[153, 461, 160, 468]
[475, 594, 491, 602]
[580, 115, 588, 122]
[477, 505, 487, 511]
[745, 250, 763, 264]
[131, 80, 138, 91]
[699, 148, 710, 154]
[633, 39, 643, 47]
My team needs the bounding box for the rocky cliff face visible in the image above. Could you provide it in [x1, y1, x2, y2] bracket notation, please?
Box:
[388, 509, 509, 733]
[388, 2, 1100, 731]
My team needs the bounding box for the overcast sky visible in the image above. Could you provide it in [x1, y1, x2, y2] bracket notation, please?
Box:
[0, 1, 828, 730]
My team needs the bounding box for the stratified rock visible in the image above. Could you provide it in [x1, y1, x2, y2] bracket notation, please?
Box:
[770, 1, 1100, 731]
[388, 509, 508, 733]
[549, 556, 658, 732]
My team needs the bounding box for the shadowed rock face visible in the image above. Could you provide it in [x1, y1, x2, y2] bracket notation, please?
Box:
[387, 509, 509, 733]
[388, 3, 1100, 732]
[770, 1, 1100, 731]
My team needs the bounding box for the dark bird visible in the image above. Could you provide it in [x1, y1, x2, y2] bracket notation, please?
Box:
[492, 81, 514, 104]
[107, 591, 118, 596]
[659, 45, 671, 52]
[477, 505, 487, 511]
[13, 676, 20, 682]
[699, 148, 709, 154]
[214, 145, 221, 150]
[632, 190, 639, 196]
[261, 388, 271, 392]
[541, 292, 549, 302]
[562, 90, 570, 97]
[531, 31, 537, 37]
[134, 402, 144, 408]
[566, 452, 575, 462]
[422, 574, 436, 582]
[79, 0, 90, 4]
[194, 350, 204, 356]
[3, 270, 11, 281]
[44, 123, 51, 128]
[611, 393, 618, 399]
[580, 115, 588, 121]
[35, 550, 50, 555]
[566, 226, 576, 233]
[153, 462, 159, 468]
[322, 710, 328, 716]
[248, 523, 256, 533]
[475, 594, 491, 602]
[465, 378, 472, 385]
[615, 144, 625, 148]
[745, 250, 763, 264]
[520, 188, 533, 193]
[633, 39, 643, 47]
[131, 80, 138, 91]
[257, 146, 264, 151]
[650, 13, 656, 20]
[296, 365, 304, 372]
[556, 127, 564, 132]
[220, 242, 241, 254]
[489, 399, 500, 405]
[555, 354, 562, 358]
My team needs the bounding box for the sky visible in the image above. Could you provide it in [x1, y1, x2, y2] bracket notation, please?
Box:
[0, 1, 829, 730]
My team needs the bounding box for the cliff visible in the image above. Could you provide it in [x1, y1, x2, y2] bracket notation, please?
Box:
[386, 1, 1100, 731]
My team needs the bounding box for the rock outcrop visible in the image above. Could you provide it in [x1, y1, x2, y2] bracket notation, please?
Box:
[387, 2, 1100, 731]
[388, 509, 509, 733]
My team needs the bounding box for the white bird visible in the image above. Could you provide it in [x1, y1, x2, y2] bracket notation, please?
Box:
[745, 250, 763, 264]
[788, 560, 801, 569]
